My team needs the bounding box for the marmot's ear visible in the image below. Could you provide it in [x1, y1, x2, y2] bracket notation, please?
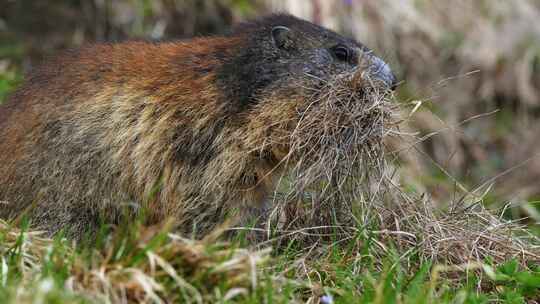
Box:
[271, 26, 294, 50]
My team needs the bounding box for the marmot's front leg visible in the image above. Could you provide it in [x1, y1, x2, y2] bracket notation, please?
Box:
[234, 162, 281, 241]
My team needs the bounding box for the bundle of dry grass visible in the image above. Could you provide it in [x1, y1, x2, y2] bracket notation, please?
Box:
[228, 61, 540, 267]
[233, 75, 539, 268]
[232, 65, 398, 239]
[282, 72, 395, 200]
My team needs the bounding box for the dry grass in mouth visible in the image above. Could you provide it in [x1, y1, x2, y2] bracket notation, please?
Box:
[242, 71, 395, 241]
[241, 72, 540, 268]
[282, 72, 397, 195]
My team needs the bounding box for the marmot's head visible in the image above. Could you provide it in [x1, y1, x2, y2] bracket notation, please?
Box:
[218, 13, 397, 106]
[217, 14, 398, 195]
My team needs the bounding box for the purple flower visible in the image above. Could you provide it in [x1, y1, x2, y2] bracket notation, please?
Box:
[320, 294, 334, 304]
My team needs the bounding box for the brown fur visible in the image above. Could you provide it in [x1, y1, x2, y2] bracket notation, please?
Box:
[0, 14, 396, 238]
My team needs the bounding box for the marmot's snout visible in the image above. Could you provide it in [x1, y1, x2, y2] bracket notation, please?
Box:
[369, 55, 398, 90]
[357, 50, 398, 91]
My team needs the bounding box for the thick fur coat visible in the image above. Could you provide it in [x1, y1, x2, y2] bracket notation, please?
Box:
[0, 14, 396, 238]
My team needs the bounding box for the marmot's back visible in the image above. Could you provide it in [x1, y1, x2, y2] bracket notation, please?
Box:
[0, 39, 238, 230]
[0, 14, 397, 239]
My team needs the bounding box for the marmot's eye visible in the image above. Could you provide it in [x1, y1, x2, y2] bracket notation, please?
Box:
[332, 45, 351, 62]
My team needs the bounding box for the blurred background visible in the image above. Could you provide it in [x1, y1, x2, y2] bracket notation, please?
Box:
[1, 0, 539, 229]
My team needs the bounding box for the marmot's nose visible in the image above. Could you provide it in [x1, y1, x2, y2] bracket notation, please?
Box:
[368, 56, 398, 91]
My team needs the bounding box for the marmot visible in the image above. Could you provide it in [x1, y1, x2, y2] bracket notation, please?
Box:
[0, 14, 397, 239]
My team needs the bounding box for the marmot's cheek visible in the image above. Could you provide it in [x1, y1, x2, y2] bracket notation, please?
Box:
[302, 51, 332, 79]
